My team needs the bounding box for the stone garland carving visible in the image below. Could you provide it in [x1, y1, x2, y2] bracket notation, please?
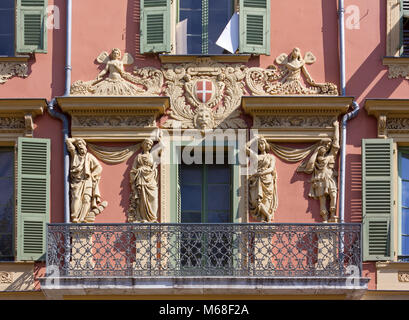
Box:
[245, 48, 338, 96]
[386, 117, 409, 130]
[162, 58, 247, 130]
[246, 124, 339, 223]
[80, 137, 163, 223]
[73, 115, 155, 128]
[0, 62, 28, 84]
[0, 117, 25, 129]
[128, 136, 163, 223]
[70, 48, 163, 96]
[246, 136, 278, 222]
[296, 121, 340, 222]
[255, 115, 336, 128]
[66, 138, 108, 223]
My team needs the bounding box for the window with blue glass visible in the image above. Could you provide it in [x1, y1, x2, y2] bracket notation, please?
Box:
[399, 149, 409, 261]
[0, 149, 14, 261]
[179, 0, 234, 54]
[0, 0, 15, 56]
[180, 163, 232, 223]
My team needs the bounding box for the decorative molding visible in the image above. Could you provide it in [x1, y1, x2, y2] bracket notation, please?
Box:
[246, 48, 338, 96]
[398, 272, 409, 282]
[0, 271, 12, 284]
[161, 57, 247, 130]
[0, 99, 45, 142]
[365, 99, 409, 141]
[159, 54, 252, 64]
[383, 57, 409, 80]
[56, 96, 169, 141]
[243, 96, 352, 142]
[0, 59, 29, 84]
[71, 49, 163, 96]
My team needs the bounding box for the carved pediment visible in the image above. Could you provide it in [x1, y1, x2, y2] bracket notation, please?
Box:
[69, 48, 338, 131]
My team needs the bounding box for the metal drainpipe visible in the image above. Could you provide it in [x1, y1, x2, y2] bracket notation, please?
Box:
[46, 0, 72, 223]
[338, 0, 360, 224]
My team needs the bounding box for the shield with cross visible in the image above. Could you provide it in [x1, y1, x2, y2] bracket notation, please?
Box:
[194, 79, 215, 104]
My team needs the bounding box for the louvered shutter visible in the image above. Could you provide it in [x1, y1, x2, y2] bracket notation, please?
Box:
[140, 0, 171, 53]
[362, 139, 394, 261]
[17, 138, 50, 261]
[16, 0, 47, 53]
[239, 0, 270, 55]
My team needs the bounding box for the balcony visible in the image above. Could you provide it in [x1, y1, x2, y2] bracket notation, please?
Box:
[41, 223, 369, 298]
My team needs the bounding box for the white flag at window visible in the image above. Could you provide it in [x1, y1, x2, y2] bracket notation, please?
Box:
[176, 19, 188, 54]
[216, 13, 239, 54]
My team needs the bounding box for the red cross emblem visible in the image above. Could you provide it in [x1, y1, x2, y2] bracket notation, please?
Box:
[195, 80, 213, 103]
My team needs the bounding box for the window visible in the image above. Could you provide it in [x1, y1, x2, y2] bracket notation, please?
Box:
[0, 0, 47, 56]
[0, 0, 15, 56]
[0, 148, 14, 261]
[401, 0, 409, 56]
[180, 163, 232, 223]
[178, 0, 234, 54]
[398, 149, 409, 261]
[140, 0, 270, 55]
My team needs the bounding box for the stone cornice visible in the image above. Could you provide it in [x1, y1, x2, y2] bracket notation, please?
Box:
[0, 99, 46, 142]
[383, 57, 409, 80]
[159, 54, 251, 64]
[242, 96, 352, 142]
[56, 96, 169, 141]
[365, 99, 409, 140]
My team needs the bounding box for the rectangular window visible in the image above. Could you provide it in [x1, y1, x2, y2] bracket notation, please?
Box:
[399, 149, 409, 261]
[178, 0, 234, 54]
[0, 0, 15, 56]
[0, 148, 14, 261]
[402, 0, 409, 56]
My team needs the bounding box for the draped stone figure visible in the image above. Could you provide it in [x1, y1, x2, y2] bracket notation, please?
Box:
[128, 137, 163, 223]
[66, 138, 108, 223]
[246, 136, 278, 222]
[297, 121, 340, 222]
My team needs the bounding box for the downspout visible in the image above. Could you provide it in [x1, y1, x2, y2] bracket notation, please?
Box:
[338, 0, 360, 224]
[47, 0, 72, 224]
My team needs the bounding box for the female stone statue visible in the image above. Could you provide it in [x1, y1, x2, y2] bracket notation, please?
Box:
[128, 137, 163, 223]
[297, 121, 340, 222]
[66, 138, 108, 223]
[246, 136, 278, 222]
[92, 48, 144, 95]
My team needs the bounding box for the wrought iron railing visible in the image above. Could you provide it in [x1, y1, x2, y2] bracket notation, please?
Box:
[46, 223, 362, 278]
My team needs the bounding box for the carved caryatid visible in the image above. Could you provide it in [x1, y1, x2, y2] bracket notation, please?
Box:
[128, 135, 163, 223]
[246, 136, 278, 222]
[66, 138, 108, 223]
[296, 121, 340, 222]
[70, 48, 163, 96]
[246, 48, 338, 96]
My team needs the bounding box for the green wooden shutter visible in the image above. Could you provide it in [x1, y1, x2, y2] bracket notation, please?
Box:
[239, 0, 270, 55]
[16, 0, 48, 53]
[362, 139, 394, 261]
[17, 137, 50, 261]
[140, 0, 171, 53]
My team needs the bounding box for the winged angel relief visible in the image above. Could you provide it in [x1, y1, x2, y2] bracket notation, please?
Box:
[161, 58, 247, 130]
[246, 47, 338, 96]
[70, 48, 163, 96]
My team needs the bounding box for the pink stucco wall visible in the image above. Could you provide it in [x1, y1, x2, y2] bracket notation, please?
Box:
[2, 0, 406, 291]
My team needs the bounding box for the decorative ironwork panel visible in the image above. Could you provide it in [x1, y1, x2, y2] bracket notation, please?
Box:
[46, 223, 362, 278]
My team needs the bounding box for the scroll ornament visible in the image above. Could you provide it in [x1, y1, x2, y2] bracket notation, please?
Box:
[0, 61, 28, 84]
[247, 121, 340, 223]
[70, 48, 163, 96]
[66, 138, 108, 223]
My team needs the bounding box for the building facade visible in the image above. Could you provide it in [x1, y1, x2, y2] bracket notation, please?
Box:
[0, 0, 409, 300]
